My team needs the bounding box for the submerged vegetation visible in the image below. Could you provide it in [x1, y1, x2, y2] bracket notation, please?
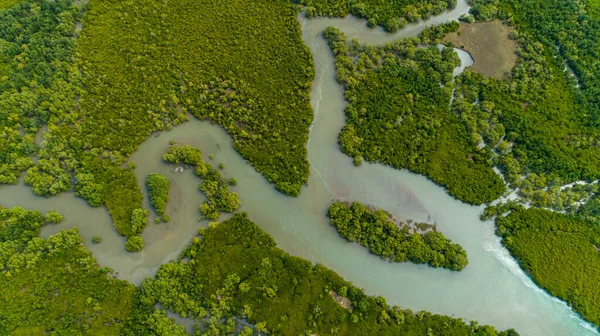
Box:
[146, 173, 171, 218]
[324, 27, 505, 204]
[328, 202, 468, 270]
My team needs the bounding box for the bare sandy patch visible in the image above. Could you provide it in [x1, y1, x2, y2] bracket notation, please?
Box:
[444, 20, 519, 79]
[329, 290, 353, 310]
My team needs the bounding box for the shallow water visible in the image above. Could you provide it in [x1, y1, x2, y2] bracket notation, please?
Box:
[0, 1, 597, 334]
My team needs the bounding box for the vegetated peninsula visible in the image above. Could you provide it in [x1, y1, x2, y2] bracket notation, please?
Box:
[488, 205, 600, 327]
[0, 207, 136, 335]
[299, 0, 457, 32]
[424, 0, 600, 328]
[0, 183, 518, 335]
[0, 0, 315, 249]
[0, 0, 598, 333]
[314, 0, 600, 327]
[323, 27, 505, 205]
[328, 201, 468, 270]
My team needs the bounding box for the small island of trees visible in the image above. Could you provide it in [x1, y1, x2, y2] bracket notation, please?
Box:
[145, 173, 171, 222]
[328, 202, 468, 271]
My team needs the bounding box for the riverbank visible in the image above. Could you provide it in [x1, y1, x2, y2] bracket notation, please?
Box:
[0, 1, 596, 334]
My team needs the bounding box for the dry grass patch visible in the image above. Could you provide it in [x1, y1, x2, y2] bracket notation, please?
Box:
[444, 20, 518, 79]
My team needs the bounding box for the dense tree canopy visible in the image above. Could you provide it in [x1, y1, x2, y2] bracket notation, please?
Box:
[328, 201, 468, 270]
[0, 0, 79, 186]
[0, 0, 19, 9]
[324, 27, 505, 204]
[0, 206, 136, 335]
[163, 143, 240, 220]
[437, 0, 600, 214]
[436, 4, 600, 329]
[0, 0, 315, 248]
[130, 212, 515, 335]
[298, 0, 457, 32]
[0, 203, 518, 335]
[494, 207, 600, 327]
[146, 173, 171, 218]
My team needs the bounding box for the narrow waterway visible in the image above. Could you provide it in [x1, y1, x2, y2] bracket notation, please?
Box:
[0, 1, 597, 335]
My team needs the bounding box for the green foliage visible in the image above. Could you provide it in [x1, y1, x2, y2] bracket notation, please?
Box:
[199, 179, 241, 215]
[419, 21, 459, 45]
[299, 0, 457, 32]
[172, 0, 314, 197]
[163, 144, 240, 220]
[123, 308, 188, 336]
[15, 0, 313, 248]
[146, 173, 171, 216]
[449, 6, 600, 214]
[163, 145, 204, 166]
[0, 0, 19, 9]
[129, 208, 148, 236]
[328, 202, 468, 270]
[228, 177, 238, 186]
[324, 27, 505, 204]
[0, 206, 135, 335]
[0, 0, 80, 185]
[125, 235, 145, 253]
[65, 0, 314, 198]
[495, 207, 600, 326]
[469, 0, 499, 21]
[499, 0, 600, 120]
[0, 206, 45, 246]
[44, 209, 63, 224]
[129, 212, 513, 335]
[92, 235, 102, 244]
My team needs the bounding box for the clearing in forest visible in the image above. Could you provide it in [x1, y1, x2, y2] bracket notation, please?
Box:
[443, 20, 518, 79]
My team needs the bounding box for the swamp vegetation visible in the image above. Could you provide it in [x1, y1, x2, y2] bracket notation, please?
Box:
[327, 201, 468, 270]
[0, 0, 314, 248]
[0, 204, 518, 335]
[162, 144, 241, 221]
[324, 26, 505, 204]
[298, 0, 458, 32]
[493, 206, 600, 327]
[315, 0, 600, 328]
[1, 0, 600, 333]
[146, 173, 171, 220]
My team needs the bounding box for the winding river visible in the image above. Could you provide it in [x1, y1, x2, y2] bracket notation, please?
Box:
[0, 1, 597, 335]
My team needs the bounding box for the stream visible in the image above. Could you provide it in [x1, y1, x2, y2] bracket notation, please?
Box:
[0, 1, 597, 334]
